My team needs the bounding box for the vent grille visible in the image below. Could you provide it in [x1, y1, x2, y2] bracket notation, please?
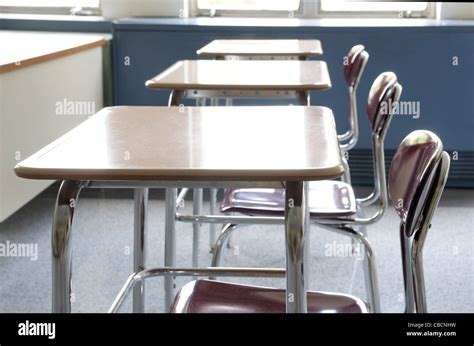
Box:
[348, 150, 474, 188]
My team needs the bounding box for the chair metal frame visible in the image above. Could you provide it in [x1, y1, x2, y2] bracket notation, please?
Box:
[175, 73, 403, 313]
[393, 137, 451, 313]
[141, 131, 449, 315]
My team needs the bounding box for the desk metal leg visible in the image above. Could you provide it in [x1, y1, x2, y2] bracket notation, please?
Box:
[164, 188, 177, 311]
[208, 188, 218, 251]
[208, 98, 219, 251]
[133, 188, 148, 313]
[192, 188, 203, 269]
[284, 181, 309, 313]
[192, 97, 206, 268]
[297, 91, 310, 106]
[52, 180, 83, 313]
[164, 90, 182, 311]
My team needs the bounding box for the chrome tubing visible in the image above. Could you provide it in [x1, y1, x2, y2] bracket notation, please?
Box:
[52, 180, 85, 313]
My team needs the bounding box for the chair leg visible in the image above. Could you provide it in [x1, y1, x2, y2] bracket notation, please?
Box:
[342, 155, 361, 256]
[341, 225, 381, 313]
[351, 205, 368, 254]
[342, 156, 360, 255]
[210, 223, 240, 280]
[341, 154, 352, 185]
[133, 188, 148, 313]
[412, 244, 428, 313]
[52, 180, 84, 313]
[320, 223, 380, 313]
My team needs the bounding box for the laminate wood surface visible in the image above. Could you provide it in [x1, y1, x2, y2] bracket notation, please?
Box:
[145, 60, 331, 91]
[197, 39, 323, 57]
[15, 106, 343, 182]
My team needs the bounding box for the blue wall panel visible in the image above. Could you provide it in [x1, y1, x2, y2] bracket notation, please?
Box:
[2, 16, 473, 185]
[113, 22, 474, 154]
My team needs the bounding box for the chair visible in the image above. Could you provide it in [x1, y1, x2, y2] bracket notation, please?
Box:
[329, 44, 370, 184]
[340, 44, 369, 153]
[171, 130, 450, 313]
[388, 131, 451, 313]
[211, 72, 403, 313]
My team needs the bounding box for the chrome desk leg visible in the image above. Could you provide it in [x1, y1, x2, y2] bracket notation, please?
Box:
[209, 187, 218, 252]
[194, 98, 206, 257]
[164, 188, 177, 311]
[285, 181, 309, 313]
[164, 90, 181, 311]
[192, 188, 203, 270]
[209, 98, 219, 251]
[52, 180, 84, 313]
[133, 188, 148, 313]
[297, 91, 310, 106]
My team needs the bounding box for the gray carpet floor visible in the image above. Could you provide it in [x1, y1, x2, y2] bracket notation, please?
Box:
[0, 187, 472, 313]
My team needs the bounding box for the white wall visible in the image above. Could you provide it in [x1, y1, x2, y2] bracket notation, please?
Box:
[440, 3, 474, 19]
[101, 0, 188, 18]
[0, 47, 103, 222]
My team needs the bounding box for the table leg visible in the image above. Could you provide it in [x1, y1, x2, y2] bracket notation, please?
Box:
[133, 188, 148, 313]
[164, 188, 177, 311]
[192, 188, 203, 270]
[208, 188, 218, 251]
[192, 96, 206, 266]
[163, 90, 182, 311]
[297, 91, 310, 106]
[208, 98, 219, 251]
[284, 181, 309, 313]
[52, 180, 84, 313]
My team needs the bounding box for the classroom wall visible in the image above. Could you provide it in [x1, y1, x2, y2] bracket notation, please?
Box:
[1, 7, 473, 187]
[112, 18, 474, 187]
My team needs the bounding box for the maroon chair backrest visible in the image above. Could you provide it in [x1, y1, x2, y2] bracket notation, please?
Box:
[366, 72, 400, 136]
[343, 44, 368, 88]
[388, 130, 444, 235]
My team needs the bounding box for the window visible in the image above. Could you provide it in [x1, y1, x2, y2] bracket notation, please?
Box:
[0, 0, 100, 15]
[320, 1, 429, 14]
[197, 0, 301, 12]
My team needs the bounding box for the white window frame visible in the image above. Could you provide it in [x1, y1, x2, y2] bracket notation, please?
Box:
[191, 0, 307, 18]
[0, 1, 100, 16]
[190, 0, 435, 18]
[318, 1, 434, 19]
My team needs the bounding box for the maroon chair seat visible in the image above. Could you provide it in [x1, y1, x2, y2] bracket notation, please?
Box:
[221, 180, 357, 218]
[171, 280, 368, 313]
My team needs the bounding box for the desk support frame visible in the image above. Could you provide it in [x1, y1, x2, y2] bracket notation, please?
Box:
[51, 177, 311, 313]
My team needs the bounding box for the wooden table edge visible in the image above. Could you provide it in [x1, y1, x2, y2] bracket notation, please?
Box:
[14, 166, 345, 182]
[0, 38, 107, 74]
